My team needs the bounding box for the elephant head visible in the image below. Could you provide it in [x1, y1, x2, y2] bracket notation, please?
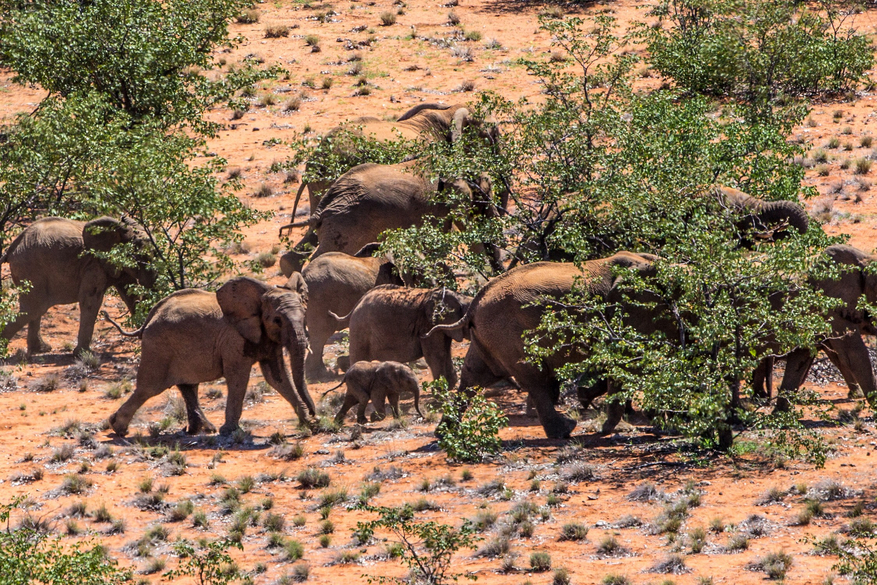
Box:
[83, 216, 157, 311]
[217, 275, 315, 415]
[714, 186, 809, 243]
[420, 288, 472, 342]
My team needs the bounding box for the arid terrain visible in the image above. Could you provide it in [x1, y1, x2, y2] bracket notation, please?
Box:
[3, 1, 877, 584]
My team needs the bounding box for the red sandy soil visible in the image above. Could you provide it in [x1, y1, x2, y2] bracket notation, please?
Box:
[3, 1, 877, 584]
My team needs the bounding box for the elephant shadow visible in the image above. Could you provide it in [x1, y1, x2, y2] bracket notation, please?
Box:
[100, 431, 273, 452]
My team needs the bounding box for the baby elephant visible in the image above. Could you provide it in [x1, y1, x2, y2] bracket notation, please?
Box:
[329, 360, 424, 424]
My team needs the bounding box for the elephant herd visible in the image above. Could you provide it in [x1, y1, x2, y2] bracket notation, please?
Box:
[1, 102, 876, 441]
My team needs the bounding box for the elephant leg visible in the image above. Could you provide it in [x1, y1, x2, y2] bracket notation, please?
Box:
[774, 347, 816, 413]
[6, 295, 52, 354]
[334, 392, 360, 424]
[600, 382, 625, 435]
[516, 372, 576, 439]
[305, 327, 333, 381]
[370, 384, 388, 422]
[109, 378, 168, 437]
[258, 356, 310, 426]
[751, 357, 773, 400]
[75, 290, 105, 355]
[220, 367, 253, 436]
[577, 379, 609, 410]
[421, 336, 457, 388]
[178, 384, 216, 435]
[827, 334, 876, 403]
[388, 391, 401, 419]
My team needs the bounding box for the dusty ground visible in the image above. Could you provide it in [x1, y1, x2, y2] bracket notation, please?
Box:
[4, 0, 877, 584]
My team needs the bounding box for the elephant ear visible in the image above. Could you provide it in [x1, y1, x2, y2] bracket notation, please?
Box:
[280, 272, 308, 305]
[353, 242, 382, 258]
[451, 108, 470, 143]
[217, 277, 271, 344]
[83, 217, 135, 252]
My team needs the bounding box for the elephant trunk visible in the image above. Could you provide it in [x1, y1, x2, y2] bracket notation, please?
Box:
[282, 318, 316, 416]
[753, 200, 810, 236]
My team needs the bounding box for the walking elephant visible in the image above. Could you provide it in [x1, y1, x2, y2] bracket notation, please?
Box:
[0, 216, 157, 355]
[425, 253, 669, 439]
[278, 161, 500, 273]
[337, 285, 472, 388]
[106, 275, 315, 437]
[288, 102, 500, 228]
[299, 245, 403, 380]
[760, 245, 877, 411]
[327, 360, 423, 424]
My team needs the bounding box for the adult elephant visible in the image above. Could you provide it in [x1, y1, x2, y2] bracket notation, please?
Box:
[764, 245, 877, 411]
[425, 253, 667, 439]
[0, 216, 157, 355]
[107, 275, 315, 437]
[337, 285, 472, 388]
[299, 244, 404, 381]
[289, 103, 500, 227]
[715, 186, 810, 242]
[278, 161, 500, 273]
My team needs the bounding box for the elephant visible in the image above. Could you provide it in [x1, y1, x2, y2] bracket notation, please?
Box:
[278, 161, 501, 273]
[425, 252, 668, 439]
[106, 275, 315, 437]
[326, 360, 423, 424]
[298, 244, 404, 381]
[288, 102, 500, 229]
[714, 186, 810, 243]
[336, 284, 473, 388]
[756, 244, 877, 411]
[0, 216, 157, 355]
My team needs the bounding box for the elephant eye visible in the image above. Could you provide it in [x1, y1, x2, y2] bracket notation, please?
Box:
[273, 317, 282, 326]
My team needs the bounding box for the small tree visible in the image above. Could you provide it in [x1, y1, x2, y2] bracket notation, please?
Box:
[353, 504, 480, 585]
[164, 538, 243, 585]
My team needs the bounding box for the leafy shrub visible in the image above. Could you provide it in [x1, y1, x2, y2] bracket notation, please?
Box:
[644, 0, 874, 107]
[431, 380, 507, 462]
[353, 504, 480, 584]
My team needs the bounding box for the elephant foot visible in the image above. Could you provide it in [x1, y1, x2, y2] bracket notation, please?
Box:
[370, 411, 386, 423]
[773, 396, 792, 415]
[72, 345, 92, 357]
[219, 423, 239, 436]
[187, 418, 217, 435]
[27, 341, 52, 355]
[306, 367, 335, 383]
[108, 413, 129, 437]
[849, 386, 864, 400]
[543, 416, 577, 439]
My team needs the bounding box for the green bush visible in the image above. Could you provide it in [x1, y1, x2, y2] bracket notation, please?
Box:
[431, 379, 507, 462]
[0, 498, 132, 585]
[644, 0, 873, 109]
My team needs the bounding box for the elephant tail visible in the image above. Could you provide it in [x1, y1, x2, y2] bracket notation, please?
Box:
[101, 311, 145, 338]
[422, 314, 469, 338]
[321, 376, 347, 398]
[328, 310, 351, 330]
[413, 384, 424, 419]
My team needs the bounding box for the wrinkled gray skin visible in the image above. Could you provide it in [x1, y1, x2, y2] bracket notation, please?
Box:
[715, 186, 810, 242]
[300, 245, 403, 381]
[328, 360, 423, 424]
[286, 102, 500, 233]
[279, 161, 498, 274]
[0, 217, 157, 355]
[107, 275, 315, 437]
[340, 285, 472, 388]
[756, 245, 877, 410]
[426, 253, 665, 439]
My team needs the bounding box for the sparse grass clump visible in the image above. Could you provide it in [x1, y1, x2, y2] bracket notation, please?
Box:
[297, 468, 330, 489]
[61, 474, 92, 494]
[236, 9, 260, 24]
[380, 12, 396, 26]
[752, 550, 793, 580]
[529, 551, 551, 572]
[650, 553, 689, 574]
[265, 24, 290, 38]
[559, 522, 589, 541]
